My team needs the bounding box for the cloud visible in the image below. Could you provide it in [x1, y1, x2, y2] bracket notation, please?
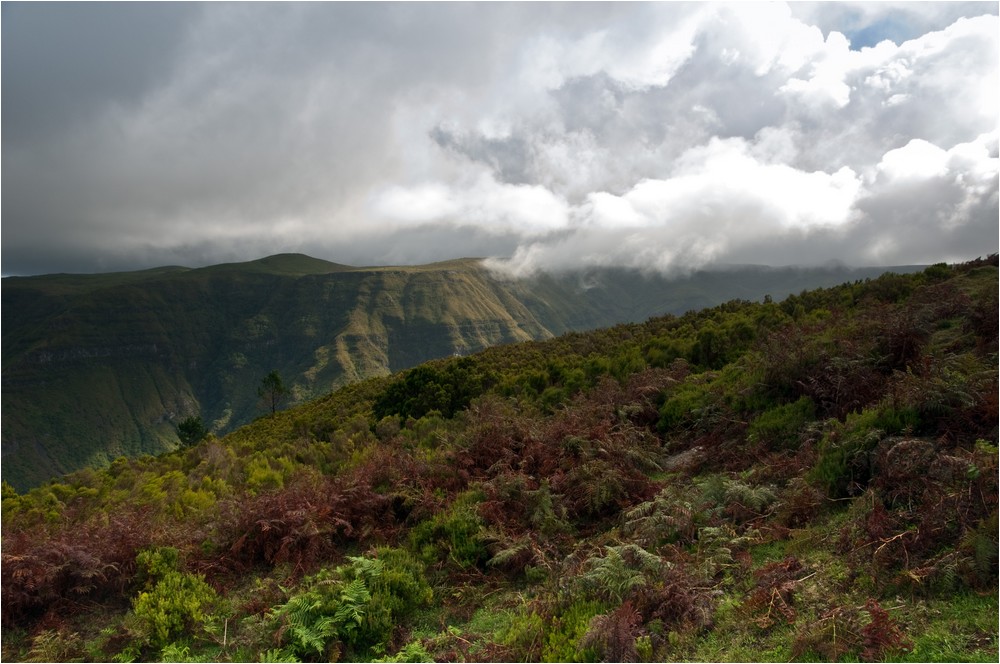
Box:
[1, 2, 996, 276]
[485, 135, 864, 276]
[369, 173, 570, 236]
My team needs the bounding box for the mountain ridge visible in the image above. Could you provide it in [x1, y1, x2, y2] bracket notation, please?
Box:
[2, 254, 924, 490]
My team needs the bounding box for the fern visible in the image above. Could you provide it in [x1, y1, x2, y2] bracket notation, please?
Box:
[581, 601, 643, 663]
[333, 577, 371, 638]
[696, 526, 758, 579]
[623, 486, 703, 546]
[269, 572, 342, 658]
[487, 538, 536, 571]
[861, 599, 911, 661]
[372, 640, 433, 663]
[723, 480, 777, 514]
[576, 544, 668, 603]
[259, 647, 300, 663]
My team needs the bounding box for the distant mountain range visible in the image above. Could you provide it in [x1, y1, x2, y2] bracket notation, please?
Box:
[1, 253, 922, 490]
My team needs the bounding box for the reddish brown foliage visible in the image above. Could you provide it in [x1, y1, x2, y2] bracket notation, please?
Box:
[632, 566, 714, 631]
[861, 599, 911, 661]
[216, 475, 353, 572]
[742, 556, 805, 629]
[582, 601, 644, 663]
[1, 508, 153, 627]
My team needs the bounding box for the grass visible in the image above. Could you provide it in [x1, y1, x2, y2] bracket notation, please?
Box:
[898, 593, 998, 662]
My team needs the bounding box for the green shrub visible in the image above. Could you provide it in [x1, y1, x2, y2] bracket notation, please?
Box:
[135, 547, 180, 585]
[409, 491, 488, 569]
[747, 397, 815, 450]
[809, 406, 920, 497]
[268, 549, 432, 660]
[658, 381, 714, 433]
[500, 610, 545, 660]
[373, 640, 433, 662]
[542, 601, 604, 662]
[132, 571, 218, 647]
[340, 548, 433, 650]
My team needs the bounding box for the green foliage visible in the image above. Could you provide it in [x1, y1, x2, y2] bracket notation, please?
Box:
[747, 397, 816, 450]
[258, 370, 289, 416]
[176, 416, 208, 447]
[410, 491, 489, 569]
[809, 406, 919, 497]
[542, 600, 605, 662]
[500, 609, 546, 659]
[135, 546, 180, 586]
[658, 380, 715, 433]
[339, 548, 434, 650]
[131, 570, 218, 647]
[373, 359, 492, 421]
[373, 639, 433, 662]
[268, 549, 432, 660]
[574, 545, 668, 604]
[269, 571, 341, 658]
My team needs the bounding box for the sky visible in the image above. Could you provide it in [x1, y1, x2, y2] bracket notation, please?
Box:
[2, 1, 998, 276]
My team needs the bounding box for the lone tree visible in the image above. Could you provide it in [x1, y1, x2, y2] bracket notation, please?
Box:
[176, 415, 208, 447]
[258, 369, 288, 416]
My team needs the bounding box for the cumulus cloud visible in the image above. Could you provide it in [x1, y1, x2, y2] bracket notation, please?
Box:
[1, 2, 996, 275]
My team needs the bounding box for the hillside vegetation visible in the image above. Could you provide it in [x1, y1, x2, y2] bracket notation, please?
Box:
[2, 257, 996, 663]
[2, 253, 916, 490]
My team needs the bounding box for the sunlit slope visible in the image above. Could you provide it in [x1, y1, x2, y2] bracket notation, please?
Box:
[1, 254, 920, 490]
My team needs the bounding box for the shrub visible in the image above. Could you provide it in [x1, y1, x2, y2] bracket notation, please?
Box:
[541, 600, 604, 662]
[131, 570, 218, 647]
[501, 609, 546, 661]
[658, 381, 714, 433]
[746, 397, 815, 450]
[340, 548, 433, 650]
[813, 405, 924, 499]
[268, 549, 432, 661]
[409, 491, 489, 569]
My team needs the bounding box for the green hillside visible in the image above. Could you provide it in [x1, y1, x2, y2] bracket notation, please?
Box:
[2, 256, 920, 490]
[2, 257, 996, 663]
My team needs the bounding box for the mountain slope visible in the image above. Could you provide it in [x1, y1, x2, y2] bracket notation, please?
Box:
[2, 255, 921, 490]
[1, 258, 995, 663]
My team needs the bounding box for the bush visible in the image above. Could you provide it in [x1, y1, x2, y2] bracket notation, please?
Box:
[409, 491, 489, 569]
[268, 549, 432, 660]
[131, 570, 218, 647]
[658, 381, 715, 433]
[809, 407, 919, 498]
[542, 600, 604, 662]
[340, 548, 433, 650]
[747, 397, 815, 450]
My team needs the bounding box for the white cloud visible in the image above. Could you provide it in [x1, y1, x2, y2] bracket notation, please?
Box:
[487, 137, 866, 277]
[369, 173, 570, 237]
[2, 2, 996, 275]
[876, 139, 951, 182]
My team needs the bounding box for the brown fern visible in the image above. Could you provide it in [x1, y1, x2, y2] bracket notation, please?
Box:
[861, 599, 911, 662]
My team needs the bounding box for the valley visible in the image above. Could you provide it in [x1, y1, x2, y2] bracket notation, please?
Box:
[3, 253, 920, 490]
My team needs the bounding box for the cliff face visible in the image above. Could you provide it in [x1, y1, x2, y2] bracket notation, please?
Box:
[1, 254, 919, 490]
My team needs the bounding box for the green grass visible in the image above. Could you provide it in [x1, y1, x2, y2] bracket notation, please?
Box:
[899, 593, 998, 662]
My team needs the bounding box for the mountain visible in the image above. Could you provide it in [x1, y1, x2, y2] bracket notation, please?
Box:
[1, 258, 995, 663]
[2, 253, 923, 490]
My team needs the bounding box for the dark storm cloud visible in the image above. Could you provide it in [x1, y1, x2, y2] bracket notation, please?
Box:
[1, 2, 199, 145]
[2, 2, 996, 276]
